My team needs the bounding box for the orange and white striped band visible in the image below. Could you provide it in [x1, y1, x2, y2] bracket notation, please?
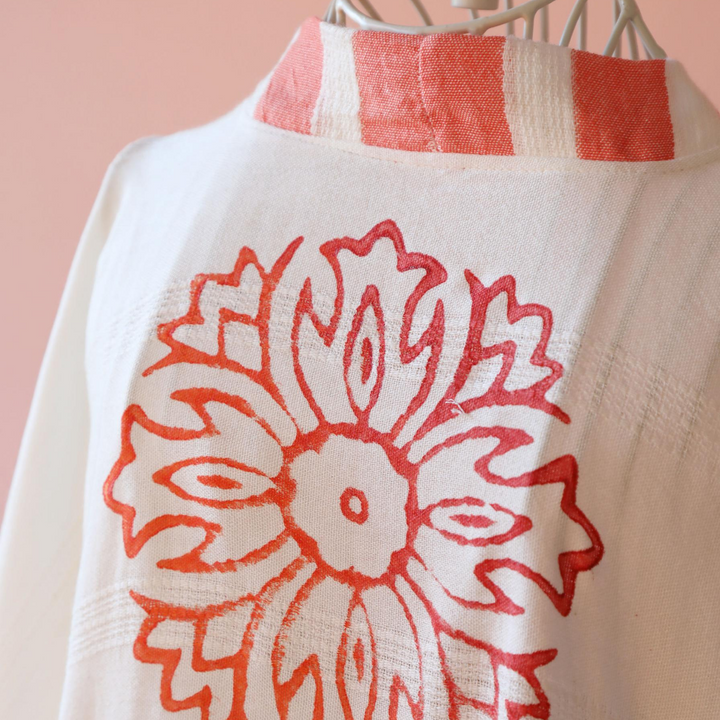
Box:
[254, 17, 720, 163]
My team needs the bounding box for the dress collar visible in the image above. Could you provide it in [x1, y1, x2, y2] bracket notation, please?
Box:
[253, 16, 720, 163]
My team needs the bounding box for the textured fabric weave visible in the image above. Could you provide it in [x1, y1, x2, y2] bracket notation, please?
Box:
[2, 15, 720, 720]
[256, 17, 720, 162]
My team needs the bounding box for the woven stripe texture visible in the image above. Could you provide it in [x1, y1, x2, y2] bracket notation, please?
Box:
[256, 17, 720, 162]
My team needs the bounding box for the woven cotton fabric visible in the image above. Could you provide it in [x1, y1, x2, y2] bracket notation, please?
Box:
[2, 16, 720, 720]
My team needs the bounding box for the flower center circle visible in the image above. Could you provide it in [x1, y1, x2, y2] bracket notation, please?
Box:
[286, 432, 411, 582]
[340, 487, 369, 525]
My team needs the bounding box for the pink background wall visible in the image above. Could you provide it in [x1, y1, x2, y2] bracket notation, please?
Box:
[1, 0, 719, 519]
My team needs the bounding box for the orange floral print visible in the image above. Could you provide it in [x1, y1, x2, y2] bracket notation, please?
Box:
[104, 220, 603, 720]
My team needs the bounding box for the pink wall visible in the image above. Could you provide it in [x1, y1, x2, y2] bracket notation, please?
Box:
[1, 0, 719, 519]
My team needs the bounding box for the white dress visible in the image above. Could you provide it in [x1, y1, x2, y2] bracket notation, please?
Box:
[2, 16, 720, 720]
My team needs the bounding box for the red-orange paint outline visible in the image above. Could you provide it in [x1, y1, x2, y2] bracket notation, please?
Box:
[103, 220, 603, 719]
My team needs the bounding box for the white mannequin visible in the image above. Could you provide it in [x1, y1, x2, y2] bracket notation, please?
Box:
[324, 0, 665, 59]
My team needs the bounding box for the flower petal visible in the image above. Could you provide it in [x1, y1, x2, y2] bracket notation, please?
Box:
[439, 633, 495, 709]
[128, 532, 301, 611]
[169, 259, 263, 368]
[406, 555, 546, 657]
[153, 457, 274, 509]
[440, 631, 555, 720]
[404, 560, 557, 720]
[272, 572, 353, 719]
[239, 558, 315, 715]
[131, 558, 337, 720]
[415, 432, 603, 617]
[132, 587, 280, 720]
[146, 239, 302, 420]
[344, 285, 385, 420]
[105, 386, 289, 573]
[394, 575, 451, 717]
[425, 497, 532, 547]
[415, 272, 569, 446]
[361, 583, 425, 719]
[337, 595, 377, 720]
[135, 614, 220, 719]
[288, 220, 446, 438]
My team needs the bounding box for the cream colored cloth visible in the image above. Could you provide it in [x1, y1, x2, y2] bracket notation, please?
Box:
[2, 17, 720, 720]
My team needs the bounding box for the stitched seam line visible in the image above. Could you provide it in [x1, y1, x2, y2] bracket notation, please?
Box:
[237, 99, 720, 175]
[417, 36, 440, 153]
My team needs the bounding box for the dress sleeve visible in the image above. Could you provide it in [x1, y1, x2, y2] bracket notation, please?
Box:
[0, 138, 152, 720]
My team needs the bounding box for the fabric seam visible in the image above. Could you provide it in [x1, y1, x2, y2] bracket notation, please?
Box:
[417, 37, 440, 153]
[236, 98, 720, 175]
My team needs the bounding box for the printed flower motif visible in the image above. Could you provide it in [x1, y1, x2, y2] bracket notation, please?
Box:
[104, 220, 603, 720]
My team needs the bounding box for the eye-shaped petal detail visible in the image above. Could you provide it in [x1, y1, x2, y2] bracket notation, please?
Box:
[337, 595, 377, 719]
[153, 457, 276, 509]
[344, 285, 385, 419]
[425, 497, 532, 547]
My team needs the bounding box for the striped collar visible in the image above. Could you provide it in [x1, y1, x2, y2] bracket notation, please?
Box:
[254, 17, 720, 163]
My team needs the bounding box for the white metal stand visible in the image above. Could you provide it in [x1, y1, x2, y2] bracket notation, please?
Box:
[323, 0, 666, 59]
